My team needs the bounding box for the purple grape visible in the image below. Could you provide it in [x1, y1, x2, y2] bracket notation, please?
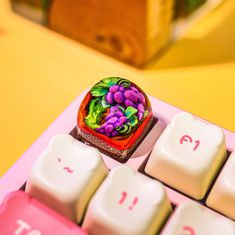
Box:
[114, 122, 121, 128]
[111, 130, 119, 137]
[119, 116, 127, 124]
[138, 112, 144, 121]
[102, 123, 107, 128]
[124, 90, 138, 102]
[130, 86, 139, 93]
[137, 103, 145, 113]
[115, 110, 124, 117]
[119, 86, 125, 92]
[125, 99, 135, 108]
[106, 92, 114, 104]
[138, 93, 145, 104]
[96, 127, 105, 134]
[109, 85, 119, 93]
[110, 106, 119, 113]
[107, 117, 118, 124]
[105, 124, 114, 133]
[105, 112, 114, 121]
[114, 92, 125, 104]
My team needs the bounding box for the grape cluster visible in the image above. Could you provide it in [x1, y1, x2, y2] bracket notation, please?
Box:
[96, 84, 146, 137]
[96, 106, 128, 137]
[105, 84, 146, 121]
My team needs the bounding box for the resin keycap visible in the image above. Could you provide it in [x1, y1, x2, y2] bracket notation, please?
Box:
[77, 77, 153, 162]
[161, 201, 235, 235]
[145, 112, 227, 199]
[83, 165, 172, 235]
[26, 134, 108, 223]
[207, 151, 235, 220]
[0, 191, 87, 235]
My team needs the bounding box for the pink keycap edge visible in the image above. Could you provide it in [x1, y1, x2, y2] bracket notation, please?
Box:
[1, 92, 235, 209]
[0, 191, 87, 234]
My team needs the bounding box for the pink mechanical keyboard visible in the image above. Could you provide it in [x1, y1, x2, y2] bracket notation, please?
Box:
[1, 80, 235, 235]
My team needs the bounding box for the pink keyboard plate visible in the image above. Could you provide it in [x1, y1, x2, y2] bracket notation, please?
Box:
[1, 92, 235, 208]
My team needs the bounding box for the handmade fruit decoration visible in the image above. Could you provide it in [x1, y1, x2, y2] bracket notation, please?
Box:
[77, 77, 153, 162]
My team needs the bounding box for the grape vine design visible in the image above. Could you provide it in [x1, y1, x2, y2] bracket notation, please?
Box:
[85, 77, 148, 138]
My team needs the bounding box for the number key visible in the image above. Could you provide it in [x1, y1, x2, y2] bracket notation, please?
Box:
[82, 165, 172, 235]
[161, 201, 235, 235]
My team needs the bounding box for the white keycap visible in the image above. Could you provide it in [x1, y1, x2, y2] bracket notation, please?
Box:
[145, 112, 226, 199]
[207, 151, 235, 220]
[82, 165, 171, 235]
[161, 201, 235, 235]
[26, 134, 108, 223]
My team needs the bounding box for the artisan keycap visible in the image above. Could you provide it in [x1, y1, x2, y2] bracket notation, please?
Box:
[0, 191, 86, 235]
[26, 134, 108, 223]
[161, 201, 235, 235]
[145, 112, 226, 199]
[83, 165, 171, 235]
[77, 77, 154, 162]
[207, 151, 235, 219]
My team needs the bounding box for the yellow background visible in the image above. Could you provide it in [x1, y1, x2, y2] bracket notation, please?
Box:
[0, 0, 235, 176]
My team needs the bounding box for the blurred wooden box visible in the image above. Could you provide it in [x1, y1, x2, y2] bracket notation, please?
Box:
[48, 0, 174, 66]
[10, 0, 223, 67]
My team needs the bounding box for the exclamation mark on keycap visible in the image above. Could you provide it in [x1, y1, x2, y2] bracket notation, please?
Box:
[129, 197, 138, 210]
[118, 192, 127, 204]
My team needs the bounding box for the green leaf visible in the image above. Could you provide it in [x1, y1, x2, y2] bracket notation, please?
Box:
[117, 123, 132, 134]
[125, 106, 137, 119]
[129, 115, 138, 127]
[91, 77, 121, 97]
[91, 77, 126, 97]
[117, 78, 131, 88]
[143, 110, 149, 119]
[101, 96, 111, 108]
[117, 105, 125, 112]
[85, 98, 107, 129]
[91, 86, 109, 97]
[126, 123, 132, 133]
[102, 77, 120, 87]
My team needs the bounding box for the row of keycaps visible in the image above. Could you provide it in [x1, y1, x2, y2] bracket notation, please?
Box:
[1, 167, 234, 234]
[1, 112, 235, 234]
